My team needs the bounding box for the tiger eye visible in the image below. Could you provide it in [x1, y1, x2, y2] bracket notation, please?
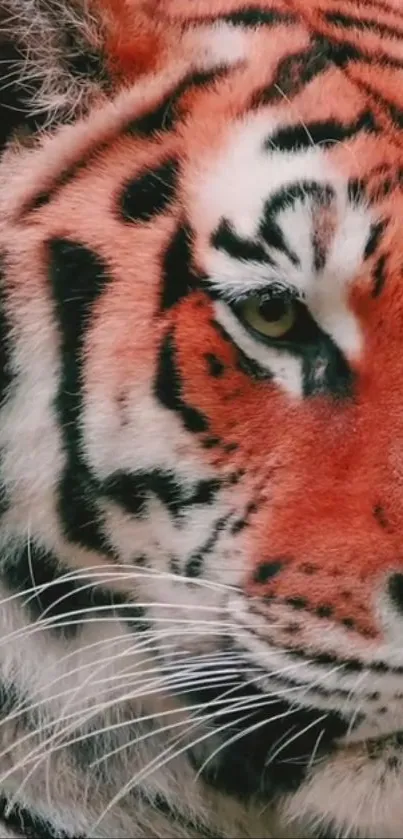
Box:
[239, 296, 296, 338]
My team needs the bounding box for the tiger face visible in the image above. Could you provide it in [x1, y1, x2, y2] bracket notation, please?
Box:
[2, 0, 403, 837]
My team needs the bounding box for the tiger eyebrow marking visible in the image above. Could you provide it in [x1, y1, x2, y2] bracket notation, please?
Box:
[211, 219, 275, 265]
[264, 111, 378, 154]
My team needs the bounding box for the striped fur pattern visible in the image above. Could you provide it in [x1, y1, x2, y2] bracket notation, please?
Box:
[1, 0, 403, 836]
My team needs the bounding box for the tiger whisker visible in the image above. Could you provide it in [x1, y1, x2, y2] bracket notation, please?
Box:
[0, 653, 311, 799]
[0, 562, 240, 612]
[92, 688, 301, 831]
[89, 691, 282, 773]
[195, 697, 323, 780]
[0, 612, 239, 651]
[2, 676, 269, 809]
[0, 644, 247, 736]
[265, 715, 328, 767]
[0, 655, 257, 773]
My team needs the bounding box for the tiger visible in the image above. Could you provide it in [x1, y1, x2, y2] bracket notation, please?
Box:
[1, 0, 403, 836]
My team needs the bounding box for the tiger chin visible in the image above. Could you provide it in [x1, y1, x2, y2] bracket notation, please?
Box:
[1, 0, 403, 837]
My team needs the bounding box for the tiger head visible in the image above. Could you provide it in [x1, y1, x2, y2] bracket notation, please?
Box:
[2, 0, 403, 836]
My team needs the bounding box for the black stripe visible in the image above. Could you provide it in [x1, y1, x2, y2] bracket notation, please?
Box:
[1, 542, 147, 636]
[253, 559, 286, 585]
[120, 159, 179, 223]
[325, 10, 403, 41]
[25, 142, 111, 214]
[251, 28, 403, 111]
[125, 67, 229, 137]
[236, 345, 274, 381]
[260, 183, 334, 271]
[204, 352, 226, 377]
[209, 317, 234, 345]
[25, 68, 228, 214]
[378, 97, 403, 130]
[185, 675, 346, 800]
[154, 329, 209, 433]
[251, 36, 340, 107]
[48, 239, 110, 553]
[185, 514, 230, 578]
[372, 253, 387, 298]
[183, 7, 295, 26]
[263, 182, 334, 217]
[266, 111, 378, 153]
[353, 0, 403, 16]
[259, 216, 300, 266]
[233, 628, 400, 675]
[373, 502, 390, 530]
[0, 256, 14, 517]
[0, 795, 84, 839]
[2, 543, 89, 637]
[365, 168, 403, 201]
[357, 82, 403, 130]
[364, 219, 387, 260]
[324, 38, 403, 71]
[0, 256, 13, 410]
[101, 469, 220, 519]
[347, 177, 367, 205]
[160, 224, 201, 310]
[211, 219, 274, 264]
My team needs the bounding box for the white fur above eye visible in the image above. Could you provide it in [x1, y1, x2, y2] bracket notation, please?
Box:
[187, 110, 370, 378]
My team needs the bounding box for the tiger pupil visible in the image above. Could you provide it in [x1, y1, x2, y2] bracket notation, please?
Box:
[258, 298, 289, 322]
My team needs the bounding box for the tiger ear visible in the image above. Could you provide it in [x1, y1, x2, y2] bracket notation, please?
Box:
[0, 0, 169, 151]
[0, 0, 112, 150]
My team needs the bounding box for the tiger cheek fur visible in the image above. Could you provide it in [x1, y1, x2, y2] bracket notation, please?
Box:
[2, 1, 403, 838]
